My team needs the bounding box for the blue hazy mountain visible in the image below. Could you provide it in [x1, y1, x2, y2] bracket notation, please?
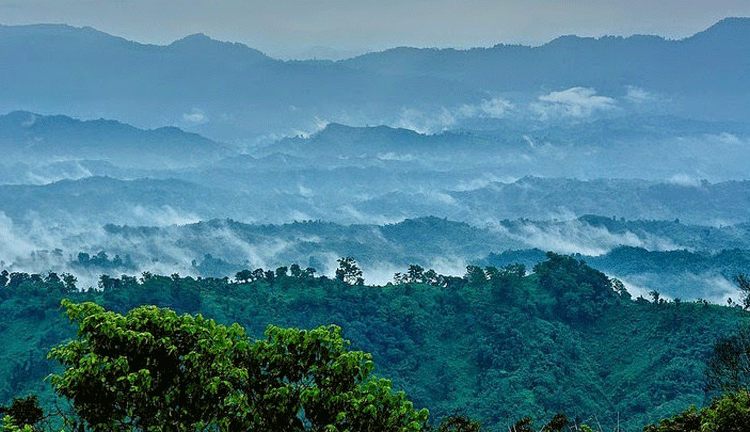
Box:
[0, 19, 749, 141]
[3, 175, 750, 228]
[0, 110, 232, 169]
[260, 118, 750, 181]
[343, 17, 750, 121]
[267, 123, 497, 159]
[0, 24, 480, 141]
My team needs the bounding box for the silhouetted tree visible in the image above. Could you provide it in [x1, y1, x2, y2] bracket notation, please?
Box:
[650, 290, 661, 304]
[335, 257, 364, 285]
[234, 269, 253, 284]
[275, 266, 288, 278]
[705, 323, 750, 393]
[251, 268, 265, 281]
[289, 263, 302, 278]
[407, 265, 425, 284]
[734, 273, 750, 309]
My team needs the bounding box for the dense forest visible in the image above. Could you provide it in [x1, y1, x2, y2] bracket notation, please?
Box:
[0, 253, 747, 431]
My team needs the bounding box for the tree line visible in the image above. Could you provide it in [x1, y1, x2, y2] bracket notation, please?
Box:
[1, 253, 749, 430]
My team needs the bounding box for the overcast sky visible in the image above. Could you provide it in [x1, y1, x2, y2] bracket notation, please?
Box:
[1, 0, 749, 59]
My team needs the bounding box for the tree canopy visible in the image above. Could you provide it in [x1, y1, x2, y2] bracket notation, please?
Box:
[0, 253, 747, 432]
[335, 257, 364, 286]
[48, 300, 428, 432]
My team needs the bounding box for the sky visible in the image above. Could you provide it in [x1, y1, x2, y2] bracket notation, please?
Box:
[0, 0, 749, 59]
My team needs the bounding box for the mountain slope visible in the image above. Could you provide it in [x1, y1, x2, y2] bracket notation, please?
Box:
[0, 111, 231, 169]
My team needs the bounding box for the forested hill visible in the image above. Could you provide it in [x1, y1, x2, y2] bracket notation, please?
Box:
[0, 111, 231, 169]
[0, 253, 746, 431]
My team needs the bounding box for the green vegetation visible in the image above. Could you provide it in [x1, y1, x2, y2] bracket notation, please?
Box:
[73, 252, 136, 272]
[643, 390, 750, 432]
[0, 253, 747, 431]
[704, 322, 750, 394]
[47, 300, 427, 432]
[0, 396, 43, 430]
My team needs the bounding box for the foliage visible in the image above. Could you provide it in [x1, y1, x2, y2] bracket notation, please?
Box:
[335, 257, 364, 286]
[436, 414, 484, 432]
[73, 252, 136, 272]
[541, 413, 569, 431]
[704, 323, 750, 394]
[701, 390, 750, 432]
[48, 300, 428, 432]
[644, 390, 750, 432]
[1, 417, 34, 432]
[533, 252, 616, 322]
[0, 253, 746, 431]
[734, 274, 750, 310]
[0, 396, 43, 429]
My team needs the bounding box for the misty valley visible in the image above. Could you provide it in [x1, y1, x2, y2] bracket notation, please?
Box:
[2, 17, 750, 432]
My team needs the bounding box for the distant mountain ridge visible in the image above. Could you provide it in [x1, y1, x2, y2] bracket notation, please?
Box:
[269, 123, 492, 159]
[0, 19, 748, 140]
[0, 110, 231, 169]
[343, 17, 750, 94]
[2, 175, 750, 228]
[260, 117, 750, 183]
[0, 23, 479, 140]
[686, 17, 750, 44]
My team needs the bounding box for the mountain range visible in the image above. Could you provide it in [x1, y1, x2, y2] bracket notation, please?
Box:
[1, 18, 749, 141]
[0, 111, 230, 170]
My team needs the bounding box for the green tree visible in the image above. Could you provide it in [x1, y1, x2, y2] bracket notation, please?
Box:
[423, 269, 439, 286]
[734, 274, 750, 310]
[464, 266, 486, 288]
[62, 274, 77, 292]
[48, 300, 427, 432]
[611, 278, 630, 299]
[486, 263, 526, 301]
[251, 268, 265, 281]
[533, 252, 614, 321]
[437, 414, 483, 432]
[406, 265, 425, 284]
[644, 390, 750, 432]
[234, 269, 252, 284]
[275, 266, 288, 278]
[289, 264, 302, 278]
[703, 274, 750, 394]
[264, 270, 275, 284]
[335, 257, 364, 286]
[701, 390, 750, 432]
[0, 396, 43, 429]
[704, 323, 750, 393]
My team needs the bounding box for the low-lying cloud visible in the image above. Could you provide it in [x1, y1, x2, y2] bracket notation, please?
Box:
[395, 97, 513, 134]
[667, 173, 703, 187]
[492, 218, 681, 256]
[130, 205, 202, 227]
[182, 108, 208, 125]
[532, 87, 617, 120]
[616, 272, 739, 304]
[625, 86, 652, 103]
